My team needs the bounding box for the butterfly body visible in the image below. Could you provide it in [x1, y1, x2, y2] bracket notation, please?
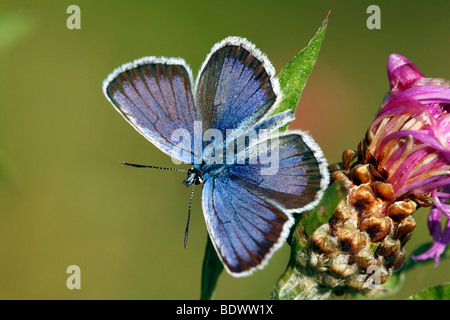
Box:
[103, 37, 329, 277]
[183, 166, 205, 186]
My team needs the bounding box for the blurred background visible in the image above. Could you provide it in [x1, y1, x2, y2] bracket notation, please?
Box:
[0, 0, 448, 299]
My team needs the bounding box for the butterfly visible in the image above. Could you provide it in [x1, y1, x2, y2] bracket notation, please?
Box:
[102, 37, 329, 277]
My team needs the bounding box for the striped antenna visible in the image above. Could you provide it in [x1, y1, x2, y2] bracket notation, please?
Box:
[184, 184, 195, 249]
[121, 161, 187, 172]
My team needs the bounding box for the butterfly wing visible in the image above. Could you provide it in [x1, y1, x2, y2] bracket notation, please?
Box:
[195, 37, 281, 136]
[103, 57, 198, 164]
[202, 176, 293, 276]
[231, 130, 330, 214]
[202, 130, 329, 276]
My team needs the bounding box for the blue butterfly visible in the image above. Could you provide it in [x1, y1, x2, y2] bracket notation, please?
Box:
[102, 37, 329, 277]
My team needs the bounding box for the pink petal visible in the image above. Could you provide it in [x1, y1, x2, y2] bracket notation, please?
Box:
[387, 54, 425, 96]
[433, 188, 450, 219]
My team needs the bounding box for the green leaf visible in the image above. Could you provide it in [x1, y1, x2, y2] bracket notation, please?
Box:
[272, 11, 329, 122]
[296, 181, 346, 237]
[200, 235, 223, 300]
[408, 282, 450, 300]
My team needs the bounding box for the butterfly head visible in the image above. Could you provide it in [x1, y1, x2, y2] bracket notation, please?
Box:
[183, 167, 204, 187]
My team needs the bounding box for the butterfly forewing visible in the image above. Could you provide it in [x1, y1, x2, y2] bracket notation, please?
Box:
[103, 58, 197, 164]
[195, 38, 280, 136]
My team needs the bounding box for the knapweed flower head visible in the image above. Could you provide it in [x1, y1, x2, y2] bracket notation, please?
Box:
[280, 54, 450, 298]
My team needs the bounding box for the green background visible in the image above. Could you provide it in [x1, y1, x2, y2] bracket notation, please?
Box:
[0, 0, 448, 299]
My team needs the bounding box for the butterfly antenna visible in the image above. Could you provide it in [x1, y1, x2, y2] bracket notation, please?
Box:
[121, 161, 187, 172]
[184, 184, 195, 250]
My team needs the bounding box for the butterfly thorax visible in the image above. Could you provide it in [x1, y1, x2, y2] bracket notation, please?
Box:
[183, 163, 229, 187]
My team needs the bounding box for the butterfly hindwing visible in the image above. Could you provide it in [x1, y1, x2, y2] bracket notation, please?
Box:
[230, 130, 329, 214]
[202, 129, 329, 276]
[202, 175, 293, 276]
